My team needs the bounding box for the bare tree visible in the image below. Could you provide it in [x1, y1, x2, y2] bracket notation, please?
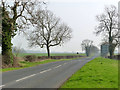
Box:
[81, 39, 93, 56]
[27, 10, 72, 57]
[95, 5, 119, 59]
[1, 0, 45, 65]
[12, 46, 26, 57]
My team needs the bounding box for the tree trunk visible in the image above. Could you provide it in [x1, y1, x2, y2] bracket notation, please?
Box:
[86, 47, 89, 57]
[109, 31, 113, 59]
[110, 44, 117, 59]
[85, 47, 88, 56]
[2, 20, 13, 65]
[109, 45, 113, 59]
[46, 45, 50, 58]
[109, 41, 116, 59]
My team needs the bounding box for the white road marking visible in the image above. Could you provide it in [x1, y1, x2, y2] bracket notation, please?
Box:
[63, 63, 67, 65]
[54, 65, 62, 69]
[16, 74, 36, 82]
[0, 85, 5, 88]
[16, 68, 52, 82]
[40, 69, 52, 73]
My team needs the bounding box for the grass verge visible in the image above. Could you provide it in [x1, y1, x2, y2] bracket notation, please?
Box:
[61, 57, 118, 88]
[2, 57, 84, 72]
[17, 53, 86, 57]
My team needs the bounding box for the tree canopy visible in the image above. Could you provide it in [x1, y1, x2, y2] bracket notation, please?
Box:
[27, 10, 72, 57]
[95, 5, 118, 58]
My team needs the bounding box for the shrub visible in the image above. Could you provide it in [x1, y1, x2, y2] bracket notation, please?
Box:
[24, 55, 37, 62]
[38, 56, 49, 60]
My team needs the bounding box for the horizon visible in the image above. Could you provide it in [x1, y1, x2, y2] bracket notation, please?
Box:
[12, 0, 119, 53]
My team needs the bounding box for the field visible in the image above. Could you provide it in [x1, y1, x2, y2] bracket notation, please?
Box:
[16, 53, 86, 57]
[2, 53, 86, 72]
[61, 57, 118, 88]
[2, 57, 85, 72]
[2, 59, 64, 72]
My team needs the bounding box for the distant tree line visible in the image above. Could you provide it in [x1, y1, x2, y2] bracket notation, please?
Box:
[81, 39, 99, 56]
[12, 46, 26, 57]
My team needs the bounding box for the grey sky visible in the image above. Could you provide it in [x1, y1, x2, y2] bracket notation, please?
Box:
[12, 0, 119, 53]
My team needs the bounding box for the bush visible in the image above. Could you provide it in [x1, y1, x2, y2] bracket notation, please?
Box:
[24, 55, 37, 62]
[38, 56, 49, 60]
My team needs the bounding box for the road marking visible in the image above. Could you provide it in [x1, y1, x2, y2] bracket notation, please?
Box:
[63, 63, 67, 65]
[0, 85, 5, 88]
[54, 65, 62, 69]
[16, 74, 36, 82]
[16, 68, 52, 82]
[40, 69, 52, 73]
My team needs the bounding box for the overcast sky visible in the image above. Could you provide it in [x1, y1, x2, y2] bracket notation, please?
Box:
[12, 0, 119, 53]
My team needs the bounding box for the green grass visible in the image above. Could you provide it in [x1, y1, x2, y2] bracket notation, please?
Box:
[2, 57, 84, 72]
[2, 59, 59, 72]
[61, 57, 118, 88]
[17, 53, 85, 57]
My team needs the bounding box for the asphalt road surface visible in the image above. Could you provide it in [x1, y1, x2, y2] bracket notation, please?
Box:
[1, 56, 97, 89]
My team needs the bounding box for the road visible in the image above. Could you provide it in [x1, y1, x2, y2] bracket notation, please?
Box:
[1, 56, 97, 89]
